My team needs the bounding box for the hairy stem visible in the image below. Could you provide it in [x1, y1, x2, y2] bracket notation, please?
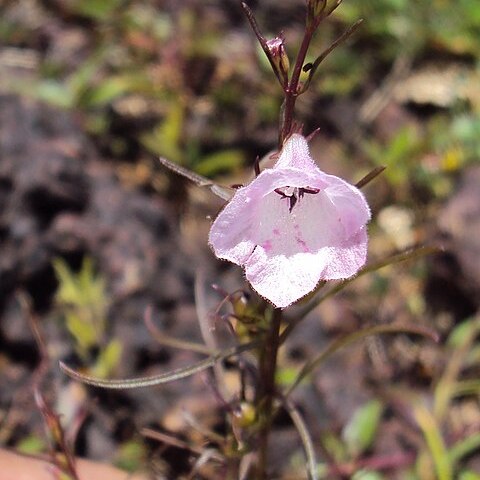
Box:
[255, 308, 282, 479]
[280, 24, 315, 144]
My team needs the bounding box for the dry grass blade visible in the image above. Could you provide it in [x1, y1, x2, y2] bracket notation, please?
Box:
[141, 428, 224, 463]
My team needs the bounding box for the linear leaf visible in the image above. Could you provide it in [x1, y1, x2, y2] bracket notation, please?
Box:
[60, 340, 258, 389]
[413, 403, 452, 480]
[298, 245, 440, 320]
[281, 396, 318, 480]
[286, 323, 439, 397]
[158, 156, 234, 201]
[449, 432, 480, 470]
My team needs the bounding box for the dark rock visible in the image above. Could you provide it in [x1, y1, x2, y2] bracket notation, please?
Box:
[0, 94, 213, 470]
[0, 93, 196, 401]
[430, 165, 480, 315]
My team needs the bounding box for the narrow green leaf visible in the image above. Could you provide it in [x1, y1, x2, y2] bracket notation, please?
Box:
[158, 156, 233, 201]
[195, 149, 244, 177]
[83, 75, 149, 107]
[352, 471, 386, 480]
[298, 245, 440, 320]
[458, 471, 480, 480]
[60, 340, 258, 389]
[281, 396, 318, 480]
[16, 434, 46, 454]
[413, 403, 452, 480]
[143, 102, 184, 162]
[449, 433, 480, 470]
[72, 0, 123, 20]
[66, 313, 97, 352]
[452, 379, 480, 398]
[286, 323, 438, 397]
[34, 81, 74, 108]
[434, 316, 479, 419]
[68, 49, 106, 101]
[321, 431, 347, 463]
[342, 400, 384, 457]
[355, 166, 387, 189]
[447, 317, 480, 348]
[92, 339, 123, 378]
[53, 258, 79, 304]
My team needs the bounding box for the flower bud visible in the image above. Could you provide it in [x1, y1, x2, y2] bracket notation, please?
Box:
[231, 291, 250, 318]
[232, 402, 257, 428]
[266, 36, 289, 85]
[307, 0, 340, 27]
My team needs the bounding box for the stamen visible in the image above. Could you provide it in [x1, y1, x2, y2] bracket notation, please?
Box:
[274, 186, 320, 212]
[254, 155, 261, 177]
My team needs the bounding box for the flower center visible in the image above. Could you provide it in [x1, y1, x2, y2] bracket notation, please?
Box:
[274, 186, 320, 212]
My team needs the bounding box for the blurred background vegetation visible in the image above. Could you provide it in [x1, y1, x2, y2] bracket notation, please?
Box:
[1, 0, 479, 185]
[0, 0, 479, 478]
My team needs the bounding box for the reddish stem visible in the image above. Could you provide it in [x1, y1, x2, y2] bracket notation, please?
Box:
[280, 25, 315, 144]
[255, 308, 282, 479]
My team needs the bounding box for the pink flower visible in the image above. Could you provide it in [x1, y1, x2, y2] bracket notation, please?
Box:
[209, 134, 371, 308]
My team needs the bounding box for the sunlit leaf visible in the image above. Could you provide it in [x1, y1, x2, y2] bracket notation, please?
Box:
[34, 81, 74, 109]
[195, 149, 244, 177]
[321, 431, 347, 463]
[115, 439, 146, 472]
[53, 257, 108, 358]
[16, 434, 46, 455]
[458, 471, 480, 480]
[92, 339, 123, 379]
[447, 317, 480, 348]
[142, 101, 184, 162]
[452, 379, 480, 398]
[342, 400, 384, 458]
[66, 312, 98, 352]
[72, 0, 123, 20]
[83, 75, 148, 107]
[276, 366, 302, 387]
[449, 433, 480, 470]
[413, 403, 452, 480]
[352, 471, 386, 480]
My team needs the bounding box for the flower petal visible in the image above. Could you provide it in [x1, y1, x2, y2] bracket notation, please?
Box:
[208, 187, 257, 265]
[209, 133, 371, 308]
[274, 134, 370, 238]
[321, 227, 368, 280]
[243, 191, 344, 307]
[245, 247, 330, 308]
[322, 175, 371, 237]
[274, 134, 317, 170]
[209, 166, 322, 263]
[244, 183, 368, 307]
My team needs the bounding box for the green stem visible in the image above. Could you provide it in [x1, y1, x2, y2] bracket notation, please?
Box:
[255, 308, 282, 479]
